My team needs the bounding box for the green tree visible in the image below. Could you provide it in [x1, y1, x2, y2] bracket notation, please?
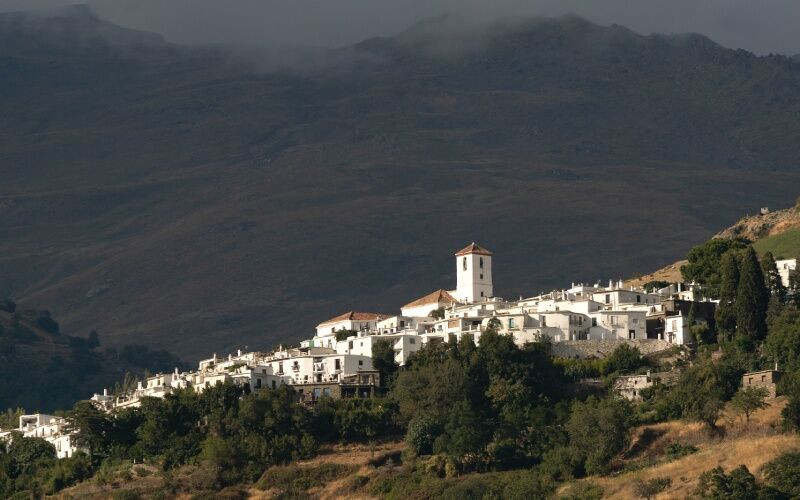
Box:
[371, 339, 398, 388]
[67, 401, 113, 461]
[730, 387, 769, 424]
[763, 451, 800, 497]
[761, 252, 788, 304]
[715, 251, 740, 342]
[765, 306, 800, 372]
[602, 344, 644, 375]
[789, 270, 800, 307]
[695, 465, 761, 499]
[429, 307, 445, 319]
[566, 396, 633, 475]
[682, 238, 749, 298]
[485, 317, 502, 334]
[736, 247, 769, 343]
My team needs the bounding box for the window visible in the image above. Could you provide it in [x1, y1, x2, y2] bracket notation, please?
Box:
[463, 257, 467, 271]
[358, 360, 364, 366]
[508, 318, 516, 329]
[323, 388, 332, 397]
[410, 338, 415, 344]
[480, 273, 484, 280]
[605, 294, 610, 304]
[480, 291, 484, 297]
[335, 359, 341, 370]
[348, 341, 353, 349]
[256, 378, 262, 388]
[479, 257, 484, 268]
[400, 320, 405, 328]
[272, 380, 276, 389]
[636, 294, 641, 303]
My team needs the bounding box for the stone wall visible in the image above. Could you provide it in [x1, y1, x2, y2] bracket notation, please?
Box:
[551, 339, 674, 359]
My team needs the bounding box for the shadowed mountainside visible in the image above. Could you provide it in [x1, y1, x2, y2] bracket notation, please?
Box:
[2, 9, 800, 358]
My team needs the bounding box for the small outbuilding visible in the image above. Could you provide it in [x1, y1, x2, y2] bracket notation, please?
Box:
[742, 369, 783, 398]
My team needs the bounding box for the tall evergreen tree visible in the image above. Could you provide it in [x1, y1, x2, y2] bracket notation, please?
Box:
[715, 251, 739, 342]
[789, 268, 800, 307]
[736, 247, 769, 342]
[761, 252, 788, 304]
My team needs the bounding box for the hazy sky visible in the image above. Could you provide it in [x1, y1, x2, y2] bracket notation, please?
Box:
[1, 0, 799, 55]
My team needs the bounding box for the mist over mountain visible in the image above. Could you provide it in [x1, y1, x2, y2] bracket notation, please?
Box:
[1, 9, 799, 358]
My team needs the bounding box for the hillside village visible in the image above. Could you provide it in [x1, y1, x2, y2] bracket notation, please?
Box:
[4, 242, 797, 460]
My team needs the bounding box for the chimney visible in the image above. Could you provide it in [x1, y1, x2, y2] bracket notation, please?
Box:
[103, 388, 108, 397]
[237, 349, 242, 356]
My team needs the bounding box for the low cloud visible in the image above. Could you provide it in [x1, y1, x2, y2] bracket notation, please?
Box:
[0, 0, 798, 55]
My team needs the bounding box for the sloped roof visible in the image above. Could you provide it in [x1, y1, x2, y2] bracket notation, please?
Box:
[455, 242, 493, 256]
[317, 311, 388, 327]
[402, 289, 457, 310]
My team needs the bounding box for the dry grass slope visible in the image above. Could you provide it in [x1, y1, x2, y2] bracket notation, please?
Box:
[561, 397, 800, 499]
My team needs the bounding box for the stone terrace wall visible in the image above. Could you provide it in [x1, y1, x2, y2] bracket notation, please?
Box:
[552, 339, 674, 359]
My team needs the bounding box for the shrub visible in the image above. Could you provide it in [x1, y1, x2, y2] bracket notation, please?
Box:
[256, 464, 355, 496]
[665, 442, 698, 460]
[560, 481, 603, 500]
[695, 465, 760, 499]
[762, 451, 800, 497]
[633, 477, 671, 499]
[405, 416, 438, 455]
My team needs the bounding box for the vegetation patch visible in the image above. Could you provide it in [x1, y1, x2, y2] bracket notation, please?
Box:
[753, 228, 800, 260]
[256, 463, 355, 497]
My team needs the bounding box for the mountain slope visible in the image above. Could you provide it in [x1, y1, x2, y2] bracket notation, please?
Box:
[0, 303, 185, 411]
[1, 11, 800, 357]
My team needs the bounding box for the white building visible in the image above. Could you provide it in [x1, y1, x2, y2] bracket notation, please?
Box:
[588, 310, 647, 340]
[16, 414, 84, 459]
[777, 259, 797, 288]
[400, 289, 457, 318]
[453, 243, 493, 303]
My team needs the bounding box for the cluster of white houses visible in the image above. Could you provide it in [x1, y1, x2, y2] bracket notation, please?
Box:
[3, 244, 796, 459]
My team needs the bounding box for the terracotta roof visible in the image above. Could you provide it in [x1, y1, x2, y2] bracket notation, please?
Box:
[455, 242, 493, 256]
[402, 289, 457, 309]
[317, 311, 388, 327]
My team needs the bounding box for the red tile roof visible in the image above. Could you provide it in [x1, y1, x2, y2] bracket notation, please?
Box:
[317, 311, 388, 327]
[455, 242, 493, 256]
[402, 289, 457, 309]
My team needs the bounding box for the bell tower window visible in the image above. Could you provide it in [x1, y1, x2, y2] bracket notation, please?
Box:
[479, 257, 484, 269]
[463, 257, 467, 271]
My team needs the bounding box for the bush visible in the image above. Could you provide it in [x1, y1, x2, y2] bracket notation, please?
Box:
[665, 442, 698, 460]
[405, 416, 438, 455]
[256, 464, 355, 496]
[762, 451, 800, 497]
[567, 396, 633, 475]
[695, 465, 760, 499]
[633, 477, 671, 499]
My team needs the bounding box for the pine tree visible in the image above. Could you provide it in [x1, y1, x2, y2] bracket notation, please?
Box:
[715, 251, 739, 342]
[736, 247, 769, 342]
[761, 251, 787, 304]
[789, 268, 800, 307]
